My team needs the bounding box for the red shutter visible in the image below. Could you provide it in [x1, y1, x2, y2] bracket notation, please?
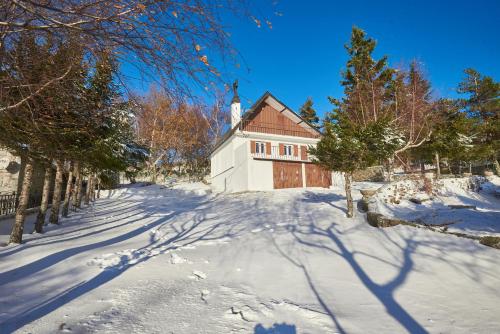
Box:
[250, 140, 256, 153]
[265, 142, 271, 155]
[301, 146, 307, 160]
[279, 143, 284, 155]
[293, 145, 298, 157]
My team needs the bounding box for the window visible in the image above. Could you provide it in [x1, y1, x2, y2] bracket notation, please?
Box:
[255, 142, 265, 154]
[283, 144, 293, 156]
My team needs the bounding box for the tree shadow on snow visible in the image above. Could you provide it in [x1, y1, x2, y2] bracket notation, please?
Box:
[270, 192, 430, 334]
[0, 189, 242, 333]
[254, 323, 296, 334]
[301, 191, 348, 215]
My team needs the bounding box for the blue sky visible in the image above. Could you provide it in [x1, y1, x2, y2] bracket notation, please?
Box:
[124, 0, 499, 119]
[223, 0, 499, 117]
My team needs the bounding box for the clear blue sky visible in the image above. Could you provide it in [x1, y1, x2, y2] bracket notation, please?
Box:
[224, 0, 499, 118]
[124, 0, 499, 119]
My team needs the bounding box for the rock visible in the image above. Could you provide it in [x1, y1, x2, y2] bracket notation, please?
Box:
[447, 204, 477, 210]
[358, 199, 368, 212]
[366, 212, 404, 228]
[409, 194, 431, 204]
[479, 236, 500, 250]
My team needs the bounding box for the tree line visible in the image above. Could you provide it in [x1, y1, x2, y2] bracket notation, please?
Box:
[0, 1, 270, 244]
[309, 27, 499, 218]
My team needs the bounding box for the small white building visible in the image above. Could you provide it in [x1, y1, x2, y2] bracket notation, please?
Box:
[210, 90, 335, 192]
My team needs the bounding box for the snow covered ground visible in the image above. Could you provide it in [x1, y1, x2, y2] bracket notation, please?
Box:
[0, 182, 499, 333]
[373, 176, 500, 237]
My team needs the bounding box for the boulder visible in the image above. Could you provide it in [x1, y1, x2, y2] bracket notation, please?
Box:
[479, 236, 500, 250]
[366, 212, 404, 228]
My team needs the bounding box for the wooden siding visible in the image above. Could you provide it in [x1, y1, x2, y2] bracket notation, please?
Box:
[301, 145, 307, 160]
[242, 104, 319, 138]
[273, 161, 303, 189]
[305, 163, 331, 188]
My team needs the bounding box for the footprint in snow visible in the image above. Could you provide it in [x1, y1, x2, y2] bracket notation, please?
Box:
[191, 270, 207, 280]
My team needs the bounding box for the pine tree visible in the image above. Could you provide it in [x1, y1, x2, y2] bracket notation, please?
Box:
[458, 69, 500, 174]
[309, 27, 401, 217]
[299, 97, 320, 128]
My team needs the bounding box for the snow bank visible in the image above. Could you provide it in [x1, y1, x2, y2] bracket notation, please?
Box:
[372, 176, 500, 236]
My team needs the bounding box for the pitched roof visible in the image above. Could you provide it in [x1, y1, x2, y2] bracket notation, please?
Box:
[210, 91, 321, 155]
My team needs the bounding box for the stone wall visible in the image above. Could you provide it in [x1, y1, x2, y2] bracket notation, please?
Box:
[0, 149, 21, 193]
[0, 149, 58, 209]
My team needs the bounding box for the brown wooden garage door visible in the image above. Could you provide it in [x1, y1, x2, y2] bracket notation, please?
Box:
[305, 163, 331, 188]
[273, 161, 303, 189]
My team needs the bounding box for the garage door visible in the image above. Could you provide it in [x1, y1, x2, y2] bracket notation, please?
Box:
[273, 161, 303, 189]
[305, 163, 331, 188]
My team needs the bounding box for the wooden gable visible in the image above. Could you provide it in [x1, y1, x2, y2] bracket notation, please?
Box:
[241, 98, 319, 138]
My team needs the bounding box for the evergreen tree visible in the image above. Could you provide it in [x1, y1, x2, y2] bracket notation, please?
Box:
[340, 26, 394, 125]
[299, 97, 320, 128]
[310, 27, 401, 218]
[457, 68, 500, 174]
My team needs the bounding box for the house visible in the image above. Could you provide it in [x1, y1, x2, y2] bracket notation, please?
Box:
[210, 88, 335, 192]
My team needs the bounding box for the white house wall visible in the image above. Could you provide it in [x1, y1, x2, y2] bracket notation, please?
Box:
[210, 130, 341, 192]
[248, 159, 273, 191]
[210, 135, 250, 192]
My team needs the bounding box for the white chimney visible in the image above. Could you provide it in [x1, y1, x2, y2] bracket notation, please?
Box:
[230, 80, 241, 129]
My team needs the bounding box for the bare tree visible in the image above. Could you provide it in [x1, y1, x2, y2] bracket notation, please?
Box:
[1, 0, 271, 112]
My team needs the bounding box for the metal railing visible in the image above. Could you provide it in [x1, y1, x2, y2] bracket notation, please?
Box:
[0, 192, 17, 216]
[251, 152, 308, 162]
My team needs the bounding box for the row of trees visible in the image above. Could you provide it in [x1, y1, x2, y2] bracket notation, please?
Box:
[136, 88, 229, 182]
[0, 34, 146, 243]
[0, 1, 270, 244]
[310, 27, 499, 217]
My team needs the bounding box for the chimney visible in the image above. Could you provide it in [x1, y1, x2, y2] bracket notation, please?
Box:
[230, 80, 241, 129]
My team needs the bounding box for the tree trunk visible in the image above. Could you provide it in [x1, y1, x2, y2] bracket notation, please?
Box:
[344, 172, 354, 218]
[469, 162, 472, 174]
[97, 177, 101, 199]
[34, 165, 52, 233]
[386, 156, 394, 182]
[91, 173, 97, 201]
[76, 174, 83, 209]
[72, 162, 81, 210]
[494, 160, 500, 176]
[10, 158, 34, 244]
[435, 152, 441, 180]
[84, 175, 92, 205]
[49, 160, 64, 224]
[420, 161, 425, 174]
[62, 162, 73, 217]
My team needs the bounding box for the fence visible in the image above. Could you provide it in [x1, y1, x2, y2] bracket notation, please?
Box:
[0, 192, 17, 216]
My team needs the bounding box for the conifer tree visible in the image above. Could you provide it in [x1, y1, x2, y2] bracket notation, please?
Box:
[309, 27, 401, 217]
[299, 97, 320, 128]
[458, 69, 500, 174]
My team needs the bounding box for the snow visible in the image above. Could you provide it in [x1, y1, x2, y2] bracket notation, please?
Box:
[0, 182, 499, 333]
[374, 176, 500, 236]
